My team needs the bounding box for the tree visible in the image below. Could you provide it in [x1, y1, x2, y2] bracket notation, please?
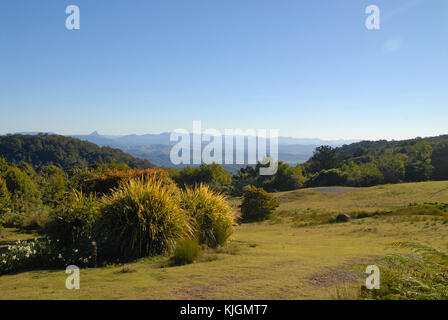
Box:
[40, 165, 67, 206]
[309, 146, 339, 173]
[343, 162, 384, 187]
[376, 154, 407, 183]
[231, 165, 259, 195]
[2, 166, 41, 211]
[306, 169, 345, 187]
[431, 143, 448, 181]
[0, 176, 11, 215]
[404, 142, 433, 182]
[261, 162, 306, 192]
[176, 164, 231, 192]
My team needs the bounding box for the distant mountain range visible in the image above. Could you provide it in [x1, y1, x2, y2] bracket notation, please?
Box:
[69, 132, 357, 168]
[11, 131, 357, 169]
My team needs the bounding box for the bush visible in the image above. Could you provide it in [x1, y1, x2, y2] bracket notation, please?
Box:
[97, 178, 191, 259]
[171, 238, 201, 265]
[240, 185, 279, 222]
[19, 211, 50, 231]
[181, 184, 236, 248]
[46, 190, 100, 247]
[306, 169, 345, 187]
[0, 212, 25, 228]
[0, 238, 93, 275]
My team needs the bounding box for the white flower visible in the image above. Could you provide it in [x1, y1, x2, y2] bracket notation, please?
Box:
[12, 255, 16, 260]
[58, 254, 62, 259]
[74, 249, 78, 253]
[2, 260, 6, 264]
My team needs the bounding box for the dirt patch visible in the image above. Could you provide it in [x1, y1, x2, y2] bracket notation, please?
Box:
[313, 187, 358, 194]
[305, 258, 374, 287]
[306, 268, 363, 287]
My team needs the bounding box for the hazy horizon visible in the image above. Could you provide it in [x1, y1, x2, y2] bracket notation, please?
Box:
[2, 129, 446, 143]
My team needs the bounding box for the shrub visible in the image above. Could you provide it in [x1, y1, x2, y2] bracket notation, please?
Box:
[306, 169, 345, 187]
[240, 185, 279, 222]
[0, 212, 25, 228]
[0, 238, 93, 275]
[46, 190, 100, 247]
[20, 211, 51, 231]
[171, 238, 201, 265]
[181, 184, 236, 248]
[97, 178, 191, 259]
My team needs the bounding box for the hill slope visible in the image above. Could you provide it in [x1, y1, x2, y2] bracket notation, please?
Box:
[0, 134, 154, 169]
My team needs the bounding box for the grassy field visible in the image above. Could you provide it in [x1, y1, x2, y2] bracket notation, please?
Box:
[275, 181, 448, 213]
[1, 181, 448, 300]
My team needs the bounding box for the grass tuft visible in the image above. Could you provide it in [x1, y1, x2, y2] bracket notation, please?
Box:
[181, 184, 236, 248]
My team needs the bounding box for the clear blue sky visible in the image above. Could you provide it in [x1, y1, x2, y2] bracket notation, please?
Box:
[0, 0, 446, 140]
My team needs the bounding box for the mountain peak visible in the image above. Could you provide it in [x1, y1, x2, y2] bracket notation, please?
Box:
[90, 131, 100, 136]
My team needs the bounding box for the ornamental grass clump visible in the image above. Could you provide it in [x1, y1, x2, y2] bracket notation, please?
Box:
[171, 238, 201, 266]
[97, 178, 192, 259]
[181, 184, 236, 248]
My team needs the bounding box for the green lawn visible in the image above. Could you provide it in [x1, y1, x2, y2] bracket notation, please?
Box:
[1, 181, 448, 299]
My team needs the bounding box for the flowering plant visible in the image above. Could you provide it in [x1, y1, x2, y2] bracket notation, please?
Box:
[0, 238, 92, 275]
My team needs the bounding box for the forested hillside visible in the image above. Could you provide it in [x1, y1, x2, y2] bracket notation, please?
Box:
[302, 135, 448, 187]
[0, 134, 154, 170]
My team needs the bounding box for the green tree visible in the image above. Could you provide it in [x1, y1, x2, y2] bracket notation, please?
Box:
[176, 164, 231, 192]
[260, 162, 306, 192]
[431, 143, 448, 181]
[405, 142, 433, 182]
[0, 176, 11, 215]
[309, 146, 339, 173]
[0, 158, 9, 174]
[343, 162, 384, 187]
[40, 165, 67, 206]
[2, 166, 41, 211]
[306, 168, 345, 187]
[376, 153, 407, 183]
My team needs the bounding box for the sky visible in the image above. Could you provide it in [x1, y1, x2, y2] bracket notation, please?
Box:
[0, 0, 447, 140]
